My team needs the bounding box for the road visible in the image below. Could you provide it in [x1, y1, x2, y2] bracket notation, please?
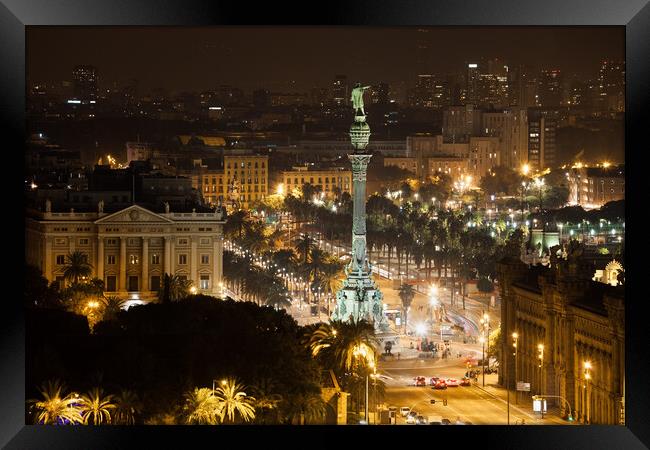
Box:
[378, 353, 570, 425]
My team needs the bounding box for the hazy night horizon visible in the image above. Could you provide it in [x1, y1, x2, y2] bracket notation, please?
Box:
[28, 27, 623, 93]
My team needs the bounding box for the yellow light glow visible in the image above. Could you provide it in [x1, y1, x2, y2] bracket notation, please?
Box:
[276, 183, 284, 195]
[512, 332, 518, 339]
[584, 361, 592, 370]
[521, 164, 530, 176]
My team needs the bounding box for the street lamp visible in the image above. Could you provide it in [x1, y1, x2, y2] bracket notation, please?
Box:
[512, 332, 519, 405]
[479, 335, 486, 387]
[538, 344, 545, 419]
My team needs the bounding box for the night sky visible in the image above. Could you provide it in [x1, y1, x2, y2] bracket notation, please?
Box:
[27, 27, 624, 93]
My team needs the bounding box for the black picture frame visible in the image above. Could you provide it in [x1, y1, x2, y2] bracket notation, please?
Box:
[3, 0, 649, 448]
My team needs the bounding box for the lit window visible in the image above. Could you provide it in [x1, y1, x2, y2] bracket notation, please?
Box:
[130, 255, 139, 265]
[200, 274, 210, 290]
[152, 254, 160, 265]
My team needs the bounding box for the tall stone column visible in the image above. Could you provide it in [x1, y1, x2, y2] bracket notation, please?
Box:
[190, 237, 198, 286]
[119, 237, 127, 293]
[164, 236, 171, 275]
[141, 237, 149, 292]
[91, 238, 97, 278]
[44, 236, 53, 282]
[331, 95, 386, 331]
[97, 236, 104, 283]
[212, 230, 224, 296]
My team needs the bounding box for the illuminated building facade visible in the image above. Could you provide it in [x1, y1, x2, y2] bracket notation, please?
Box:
[498, 256, 625, 425]
[25, 204, 226, 300]
[281, 166, 352, 198]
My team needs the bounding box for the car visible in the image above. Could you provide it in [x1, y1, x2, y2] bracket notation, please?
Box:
[446, 378, 459, 387]
[441, 418, 452, 425]
[414, 376, 427, 387]
[400, 407, 411, 417]
[460, 377, 471, 386]
[429, 376, 440, 386]
[415, 415, 428, 425]
[433, 379, 447, 389]
[406, 411, 418, 424]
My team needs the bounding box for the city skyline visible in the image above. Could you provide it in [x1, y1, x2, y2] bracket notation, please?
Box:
[28, 27, 624, 93]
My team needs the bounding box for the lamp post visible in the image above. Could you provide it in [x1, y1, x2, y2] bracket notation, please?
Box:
[534, 178, 545, 211]
[478, 336, 485, 387]
[512, 332, 519, 405]
[538, 344, 545, 419]
[584, 361, 592, 424]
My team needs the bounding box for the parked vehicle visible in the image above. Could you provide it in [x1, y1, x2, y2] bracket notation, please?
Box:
[400, 406, 410, 417]
[433, 379, 447, 389]
[445, 378, 459, 387]
[406, 411, 418, 424]
[460, 377, 471, 386]
[416, 415, 428, 425]
[441, 418, 452, 425]
[429, 377, 440, 386]
[414, 376, 427, 387]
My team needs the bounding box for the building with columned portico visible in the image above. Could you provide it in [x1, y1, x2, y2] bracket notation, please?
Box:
[25, 203, 226, 301]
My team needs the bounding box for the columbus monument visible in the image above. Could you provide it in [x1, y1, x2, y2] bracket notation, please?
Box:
[331, 83, 388, 331]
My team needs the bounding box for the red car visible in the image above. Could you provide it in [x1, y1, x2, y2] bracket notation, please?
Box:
[414, 376, 427, 387]
[429, 377, 440, 386]
[433, 379, 447, 389]
[460, 377, 471, 386]
[445, 378, 459, 387]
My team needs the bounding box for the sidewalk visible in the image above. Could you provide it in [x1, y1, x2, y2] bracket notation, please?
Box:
[472, 374, 573, 425]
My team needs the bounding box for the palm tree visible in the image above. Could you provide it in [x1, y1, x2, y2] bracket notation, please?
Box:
[295, 234, 316, 265]
[160, 273, 192, 302]
[113, 389, 142, 425]
[250, 378, 282, 424]
[182, 387, 220, 425]
[398, 284, 416, 334]
[307, 320, 378, 374]
[27, 379, 83, 425]
[264, 282, 291, 310]
[80, 387, 116, 425]
[62, 251, 93, 285]
[214, 378, 256, 424]
[101, 295, 126, 322]
[283, 391, 326, 425]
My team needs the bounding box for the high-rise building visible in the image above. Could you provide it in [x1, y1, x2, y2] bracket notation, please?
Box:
[443, 105, 481, 142]
[538, 69, 563, 107]
[72, 65, 98, 101]
[527, 108, 558, 170]
[599, 61, 625, 112]
[466, 63, 480, 105]
[332, 75, 348, 106]
[481, 107, 529, 169]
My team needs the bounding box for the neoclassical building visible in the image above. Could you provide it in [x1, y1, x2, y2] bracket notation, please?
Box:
[497, 253, 624, 425]
[25, 203, 226, 300]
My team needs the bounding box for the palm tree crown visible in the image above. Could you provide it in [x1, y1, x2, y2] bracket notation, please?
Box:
[63, 251, 93, 285]
[27, 379, 83, 425]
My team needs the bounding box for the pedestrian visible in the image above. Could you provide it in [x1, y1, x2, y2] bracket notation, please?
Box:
[397, 352, 401, 360]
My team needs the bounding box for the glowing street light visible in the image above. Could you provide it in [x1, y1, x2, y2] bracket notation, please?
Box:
[276, 183, 284, 196]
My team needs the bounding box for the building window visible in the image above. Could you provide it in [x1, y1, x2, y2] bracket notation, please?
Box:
[107, 255, 116, 265]
[178, 238, 189, 246]
[130, 255, 139, 265]
[201, 254, 209, 264]
[152, 254, 160, 265]
[179, 254, 187, 265]
[79, 238, 89, 245]
[200, 238, 210, 245]
[56, 255, 65, 265]
[106, 276, 116, 292]
[200, 274, 210, 290]
[151, 275, 161, 292]
[107, 238, 118, 245]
